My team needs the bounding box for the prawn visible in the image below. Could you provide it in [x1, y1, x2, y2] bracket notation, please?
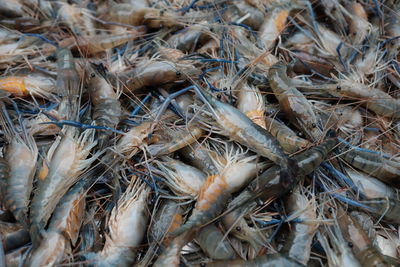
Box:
[268, 61, 322, 141]
[171, 149, 266, 236]
[0, 101, 37, 229]
[0, 73, 56, 99]
[27, 175, 92, 266]
[336, 206, 390, 267]
[86, 178, 150, 267]
[154, 157, 207, 199]
[86, 64, 122, 149]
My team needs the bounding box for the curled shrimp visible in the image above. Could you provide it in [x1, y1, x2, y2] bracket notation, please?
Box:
[0, 101, 37, 229]
[268, 61, 322, 141]
[86, 178, 150, 267]
[155, 157, 207, 198]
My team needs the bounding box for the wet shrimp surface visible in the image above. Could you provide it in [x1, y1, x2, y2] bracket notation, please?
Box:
[0, 0, 399, 266]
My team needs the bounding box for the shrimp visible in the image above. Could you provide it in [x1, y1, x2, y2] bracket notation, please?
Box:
[30, 127, 97, 242]
[86, 64, 122, 149]
[198, 253, 304, 267]
[153, 231, 194, 267]
[0, 0, 29, 17]
[336, 206, 390, 267]
[118, 60, 201, 93]
[340, 147, 400, 189]
[55, 29, 146, 56]
[148, 126, 204, 156]
[171, 151, 266, 236]
[248, 134, 337, 202]
[0, 157, 9, 206]
[0, 102, 37, 229]
[86, 178, 150, 267]
[154, 157, 207, 198]
[56, 2, 95, 37]
[317, 222, 361, 267]
[56, 48, 80, 121]
[258, 6, 290, 50]
[196, 224, 236, 260]
[5, 245, 28, 267]
[281, 187, 318, 265]
[139, 200, 183, 266]
[0, 73, 56, 99]
[231, 1, 265, 30]
[320, 0, 349, 35]
[345, 168, 398, 199]
[236, 82, 266, 129]
[222, 195, 265, 256]
[0, 222, 30, 253]
[179, 141, 222, 175]
[27, 176, 90, 267]
[115, 121, 153, 158]
[346, 1, 371, 46]
[197, 89, 297, 186]
[107, 4, 178, 28]
[264, 116, 311, 153]
[167, 24, 209, 52]
[321, 76, 400, 119]
[268, 61, 322, 141]
[360, 198, 400, 225]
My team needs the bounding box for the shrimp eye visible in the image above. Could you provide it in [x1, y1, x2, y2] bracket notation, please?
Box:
[348, 242, 353, 248]
[311, 123, 317, 128]
[223, 87, 228, 91]
[90, 73, 96, 78]
[200, 263, 206, 267]
[328, 207, 333, 213]
[236, 226, 242, 232]
[176, 71, 181, 77]
[336, 85, 341, 91]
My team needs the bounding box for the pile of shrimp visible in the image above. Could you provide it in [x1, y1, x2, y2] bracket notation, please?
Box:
[0, 0, 400, 266]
